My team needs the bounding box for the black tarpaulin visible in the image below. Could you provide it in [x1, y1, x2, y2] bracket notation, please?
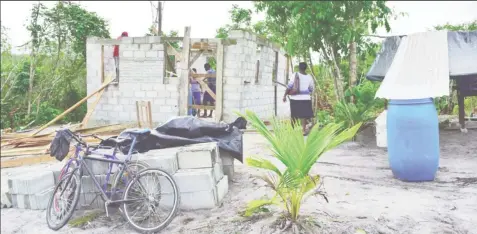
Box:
[100, 117, 245, 163]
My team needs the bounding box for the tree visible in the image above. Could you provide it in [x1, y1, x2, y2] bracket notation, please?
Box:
[254, 1, 395, 101]
[1, 2, 110, 129]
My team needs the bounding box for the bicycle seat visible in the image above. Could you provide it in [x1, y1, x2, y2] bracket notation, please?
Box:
[122, 128, 151, 136]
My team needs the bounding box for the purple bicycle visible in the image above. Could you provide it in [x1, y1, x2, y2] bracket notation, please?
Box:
[46, 128, 180, 233]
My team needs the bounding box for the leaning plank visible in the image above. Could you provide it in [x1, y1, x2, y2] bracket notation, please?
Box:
[192, 73, 216, 78]
[31, 79, 115, 136]
[197, 80, 216, 101]
[81, 88, 106, 128]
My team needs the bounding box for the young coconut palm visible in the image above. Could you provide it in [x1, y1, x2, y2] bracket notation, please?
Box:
[239, 110, 361, 228]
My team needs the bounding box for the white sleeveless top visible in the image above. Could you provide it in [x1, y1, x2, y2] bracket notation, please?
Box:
[287, 73, 315, 100]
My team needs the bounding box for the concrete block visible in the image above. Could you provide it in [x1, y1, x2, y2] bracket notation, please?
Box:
[137, 153, 179, 174]
[81, 175, 108, 193]
[173, 168, 215, 193]
[223, 165, 235, 181]
[121, 37, 134, 44]
[213, 162, 224, 182]
[134, 91, 146, 98]
[28, 187, 54, 210]
[146, 91, 156, 98]
[1, 192, 12, 208]
[133, 37, 147, 44]
[8, 171, 55, 195]
[78, 192, 104, 210]
[139, 43, 152, 51]
[122, 50, 133, 58]
[133, 50, 145, 58]
[162, 189, 216, 210]
[11, 194, 29, 209]
[152, 44, 164, 50]
[84, 157, 112, 175]
[216, 175, 229, 204]
[146, 36, 161, 44]
[177, 143, 219, 169]
[146, 51, 159, 58]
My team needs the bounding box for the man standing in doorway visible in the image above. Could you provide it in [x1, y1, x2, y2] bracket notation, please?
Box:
[201, 63, 216, 118]
[113, 31, 129, 81]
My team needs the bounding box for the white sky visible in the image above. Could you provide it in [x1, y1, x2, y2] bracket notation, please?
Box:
[1, 1, 477, 54]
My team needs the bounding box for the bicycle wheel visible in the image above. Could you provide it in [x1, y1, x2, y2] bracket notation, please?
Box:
[46, 171, 82, 231]
[112, 160, 150, 193]
[122, 168, 180, 233]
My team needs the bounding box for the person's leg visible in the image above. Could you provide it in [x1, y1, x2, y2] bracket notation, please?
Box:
[301, 118, 308, 135]
[193, 92, 201, 116]
[208, 101, 215, 118]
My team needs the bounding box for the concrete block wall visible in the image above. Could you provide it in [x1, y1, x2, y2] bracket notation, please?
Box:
[86, 36, 180, 127]
[222, 30, 293, 122]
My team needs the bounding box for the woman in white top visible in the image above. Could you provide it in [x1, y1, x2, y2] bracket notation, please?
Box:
[282, 62, 315, 135]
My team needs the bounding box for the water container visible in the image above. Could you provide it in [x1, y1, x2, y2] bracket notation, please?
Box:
[387, 98, 439, 182]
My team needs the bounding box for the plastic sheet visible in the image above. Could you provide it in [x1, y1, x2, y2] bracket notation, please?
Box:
[100, 117, 246, 163]
[366, 31, 477, 82]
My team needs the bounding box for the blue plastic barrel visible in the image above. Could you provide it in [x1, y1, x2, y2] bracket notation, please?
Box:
[387, 98, 440, 182]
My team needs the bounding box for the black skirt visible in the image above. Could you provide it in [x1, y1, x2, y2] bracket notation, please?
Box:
[290, 99, 314, 119]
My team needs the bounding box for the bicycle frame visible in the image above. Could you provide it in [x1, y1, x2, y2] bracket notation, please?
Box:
[62, 134, 140, 202]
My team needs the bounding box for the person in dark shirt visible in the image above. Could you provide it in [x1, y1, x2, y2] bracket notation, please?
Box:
[201, 63, 216, 118]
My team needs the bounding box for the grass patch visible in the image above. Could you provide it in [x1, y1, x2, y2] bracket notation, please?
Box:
[68, 210, 103, 228]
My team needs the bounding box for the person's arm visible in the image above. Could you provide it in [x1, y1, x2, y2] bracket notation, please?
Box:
[283, 74, 295, 101]
[308, 75, 315, 93]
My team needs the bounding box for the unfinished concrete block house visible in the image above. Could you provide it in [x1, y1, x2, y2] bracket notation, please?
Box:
[86, 27, 293, 127]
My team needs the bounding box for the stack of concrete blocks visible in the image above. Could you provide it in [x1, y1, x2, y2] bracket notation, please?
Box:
[6, 171, 55, 210]
[86, 36, 180, 128]
[137, 142, 231, 210]
[221, 30, 293, 123]
[80, 142, 232, 210]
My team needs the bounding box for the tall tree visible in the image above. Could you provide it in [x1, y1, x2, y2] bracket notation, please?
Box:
[255, 1, 395, 101]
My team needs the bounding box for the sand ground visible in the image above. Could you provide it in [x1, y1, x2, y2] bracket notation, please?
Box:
[1, 129, 476, 234]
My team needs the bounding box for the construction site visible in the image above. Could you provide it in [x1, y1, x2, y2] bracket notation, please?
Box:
[2, 1, 477, 234]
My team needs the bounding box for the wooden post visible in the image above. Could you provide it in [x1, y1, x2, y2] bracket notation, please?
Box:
[179, 26, 191, 116]
[273, 51, 279, 117]
[215, 41, 224, 123]
[100, 45, 105, 83]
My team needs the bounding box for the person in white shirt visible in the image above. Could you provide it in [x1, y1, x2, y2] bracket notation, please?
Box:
[282, 62, 315, 135]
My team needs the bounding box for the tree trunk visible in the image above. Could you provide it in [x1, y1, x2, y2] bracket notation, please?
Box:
[27, 52, 36, 117]
[349, 40, 357, 103]
[329, 50, 345, 102]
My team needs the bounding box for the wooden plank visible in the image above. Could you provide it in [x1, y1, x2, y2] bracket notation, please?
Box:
[31, 79, 115, 136]
[101, 45, 105, 83]
[81, 75, 112, 128]
[191, 73, 216, 78]
[197, 80, 216, 101]
[162, 36, 184, 41]
[189, 105, 215, 110]
[179, 26, 191, 116]
[189, 51, 203, 69]
[1, 154, 57, 168]
[215, 41, 224, 123]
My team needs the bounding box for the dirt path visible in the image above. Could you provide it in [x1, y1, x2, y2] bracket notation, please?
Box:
[2, 129, 476, 234]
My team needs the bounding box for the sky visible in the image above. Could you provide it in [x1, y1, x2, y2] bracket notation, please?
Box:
[1, 1, 477, 54]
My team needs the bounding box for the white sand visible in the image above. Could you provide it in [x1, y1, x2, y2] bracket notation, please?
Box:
[2, 129, 477, 234]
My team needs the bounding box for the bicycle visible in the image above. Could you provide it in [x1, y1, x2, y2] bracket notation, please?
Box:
[56, 133, 149, 201]
[46, 128, 180, 233]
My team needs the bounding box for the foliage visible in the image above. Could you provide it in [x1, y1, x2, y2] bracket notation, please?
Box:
[1, 2, 109, 130]
[239, 110, 361, 227]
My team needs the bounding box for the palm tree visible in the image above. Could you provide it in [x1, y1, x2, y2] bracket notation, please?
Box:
[239, 110, 361, 231]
